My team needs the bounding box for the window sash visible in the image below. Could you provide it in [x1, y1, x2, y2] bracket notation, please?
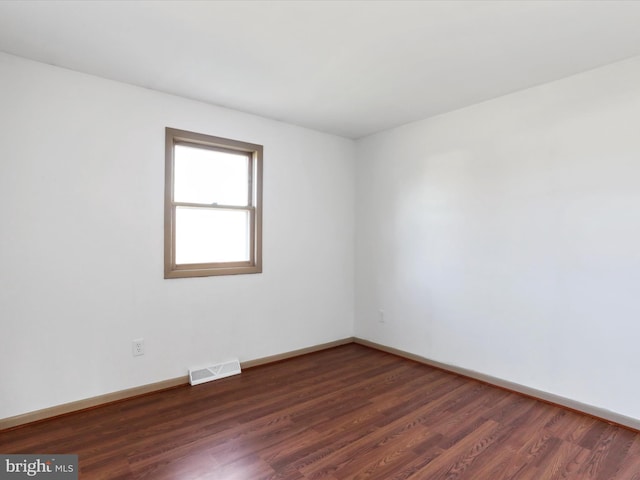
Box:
[170, 205, 256, 266]
[173, 143, 253, 207]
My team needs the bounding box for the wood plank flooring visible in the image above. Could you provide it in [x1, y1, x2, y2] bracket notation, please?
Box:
[1, 344, 639, 479]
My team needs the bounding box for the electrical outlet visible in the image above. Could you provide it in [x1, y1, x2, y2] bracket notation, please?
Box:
[379, 309, 385, 323]
[132, 338, 144, 357]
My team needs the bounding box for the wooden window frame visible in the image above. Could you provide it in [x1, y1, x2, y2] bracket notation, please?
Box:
[164, 127, 263, 278]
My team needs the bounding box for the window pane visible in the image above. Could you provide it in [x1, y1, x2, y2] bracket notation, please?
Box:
[174, 144, 249, 206]
[175, 207, 250, 264]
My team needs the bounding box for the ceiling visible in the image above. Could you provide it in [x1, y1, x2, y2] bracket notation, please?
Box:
[2, 1, 640, 139]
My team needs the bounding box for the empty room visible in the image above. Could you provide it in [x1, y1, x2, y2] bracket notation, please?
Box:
[2, 1, 640, 478]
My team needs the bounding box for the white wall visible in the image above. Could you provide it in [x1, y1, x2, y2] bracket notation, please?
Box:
[0, 53, 355, 420]
[5, 48, 640, 425]
[356, 56, 640, 420]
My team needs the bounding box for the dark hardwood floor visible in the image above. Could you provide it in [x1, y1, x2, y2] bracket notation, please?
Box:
[2, 344, 639, 479]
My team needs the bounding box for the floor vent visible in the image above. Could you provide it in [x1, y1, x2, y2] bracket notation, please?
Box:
[189, 359, 241, 386]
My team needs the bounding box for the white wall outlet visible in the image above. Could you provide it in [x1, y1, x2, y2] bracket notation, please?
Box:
[379, 309, 385, 323]
[132, 338, 144, 356]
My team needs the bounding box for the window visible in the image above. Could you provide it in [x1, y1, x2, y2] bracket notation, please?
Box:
[164, 128, 263, 278]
